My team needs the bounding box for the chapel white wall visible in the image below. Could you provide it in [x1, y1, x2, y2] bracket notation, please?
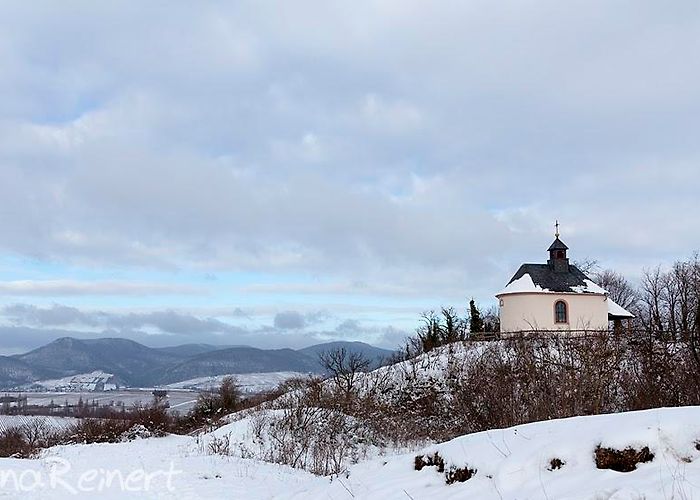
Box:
[498, 292, 609, 332]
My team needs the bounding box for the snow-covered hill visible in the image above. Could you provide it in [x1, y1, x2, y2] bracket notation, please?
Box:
[1, 406, 699, 498]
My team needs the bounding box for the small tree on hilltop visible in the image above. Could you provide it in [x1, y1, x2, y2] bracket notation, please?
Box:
[416, 310, 443, 352]
[440, 307, 466, 344]
[482, 305, 501, 333]
[188, 376, 242, 430]
[318, 347, 371, 398]
[219, 376, 241, 413]
[469, 299, 484, 333]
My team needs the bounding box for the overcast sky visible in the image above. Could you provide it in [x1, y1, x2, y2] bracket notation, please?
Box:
[0, 1, 698, 353]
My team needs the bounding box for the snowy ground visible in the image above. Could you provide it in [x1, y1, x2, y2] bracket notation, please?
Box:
[0, 435, 325, 499]
[0, 406, 699, 498]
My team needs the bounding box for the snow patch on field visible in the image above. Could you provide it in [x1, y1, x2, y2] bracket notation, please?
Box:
[166, 371, 307, 393]
[29, 371, 120, 392]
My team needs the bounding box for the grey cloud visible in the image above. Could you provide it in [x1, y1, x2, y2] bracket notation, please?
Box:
[0, 280, 201, 296]
[1, 304, 241, 336]
[0, 2, 698, 304]
[230, 308, 252, 320]
[3, 303, 97, 327]
[0, 326, 98, 353]
[304, 310, 333, 325]
[116, 311, 242, 335]
[273, 311, 306, 330]
[272, 310, 333, 330]
[335, 319, 362, 334]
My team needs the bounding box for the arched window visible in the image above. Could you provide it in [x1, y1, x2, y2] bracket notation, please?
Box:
[554, 301, 567, 324]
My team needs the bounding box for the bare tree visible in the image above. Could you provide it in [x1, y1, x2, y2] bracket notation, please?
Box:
[482, 305, 501, 333]
[639, 267, 666, 333]
[593, 269, 638, 310]
[318, 347, 371, 397]
[671, 261, 694, 335]
[573, 258, 599, 274]
[635, 256, 700, 342]
[416, 310, 442, 352]
[441, 307, 466, 343]
[219, 376, 241, 413]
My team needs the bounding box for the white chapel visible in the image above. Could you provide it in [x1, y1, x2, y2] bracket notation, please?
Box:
[496, 226, 634, 333]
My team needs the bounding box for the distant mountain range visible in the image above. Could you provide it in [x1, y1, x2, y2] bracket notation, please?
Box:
[0, 337, 394, 389]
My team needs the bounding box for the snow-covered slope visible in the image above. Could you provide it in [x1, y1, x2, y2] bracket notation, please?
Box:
[292, 406, 700, 500]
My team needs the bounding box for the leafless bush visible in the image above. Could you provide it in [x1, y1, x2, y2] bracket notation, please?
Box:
[548, 458, 565, 470]
[0, 419, 68, 458]
[414, 452, 445, 472]
[265, 403, 371, 475]
[445, 465, 477, 484]
[177, 376, 243, 433]
[208, 434, 232, 456]
[69, 417, 132, 444]
[595, 445, 654, 472]
[0, 428, 34, 458]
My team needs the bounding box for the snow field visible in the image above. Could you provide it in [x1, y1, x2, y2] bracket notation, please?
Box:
[0, 406, 698, 498]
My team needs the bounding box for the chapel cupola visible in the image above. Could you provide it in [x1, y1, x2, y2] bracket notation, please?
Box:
[547, 221, 569, 273]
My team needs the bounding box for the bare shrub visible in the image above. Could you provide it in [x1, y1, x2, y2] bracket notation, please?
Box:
[414, 452, 445, 472]
[595, 445, 654, 472]
[264, 404, 369, 475]
[219, 376, 241, 413]
[445, 465, 476, 484]
[318, 348, 370, 397]
[208, 434, 232, 456]
[414, 452, 475, 484]
[0, 428, 34, 458]
[548, 458, 565, 470]
[183, 376, 243, 432]
[70, 418, 132, 444]
[129, 401, 172, 437]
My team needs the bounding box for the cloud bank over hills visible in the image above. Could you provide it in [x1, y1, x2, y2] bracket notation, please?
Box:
[0, 1, 699, 351]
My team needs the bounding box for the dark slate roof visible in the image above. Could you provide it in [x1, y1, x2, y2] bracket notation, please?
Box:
[547, 237, 569, 251]
[504, 263, 598, 294]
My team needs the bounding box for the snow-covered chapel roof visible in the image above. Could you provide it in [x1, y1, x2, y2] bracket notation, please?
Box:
[497, 263, 606, 295]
